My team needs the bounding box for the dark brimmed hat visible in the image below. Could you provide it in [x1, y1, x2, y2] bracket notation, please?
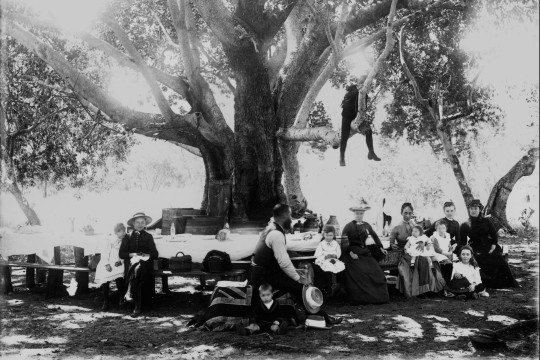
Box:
[444, 277, 471, 294]
[467, 199, 484, 210]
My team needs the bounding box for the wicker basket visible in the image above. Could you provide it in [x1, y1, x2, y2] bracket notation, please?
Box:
[378, 249, 403, 267]
[207, 256, 225, 273]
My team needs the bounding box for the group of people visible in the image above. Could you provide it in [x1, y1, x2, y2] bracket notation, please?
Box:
[241, 199, 517, 334]
[94, 212, 158, 316]
[94, 198, 517, 332]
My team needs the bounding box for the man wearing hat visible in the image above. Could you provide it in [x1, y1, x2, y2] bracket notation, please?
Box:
[119, 212, 158, 315]
[251, 204, 342, 325]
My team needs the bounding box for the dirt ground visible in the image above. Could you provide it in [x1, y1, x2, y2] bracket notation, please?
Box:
[1, 232, 538, 360]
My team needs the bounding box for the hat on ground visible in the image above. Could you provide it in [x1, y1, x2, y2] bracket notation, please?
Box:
[444, 277, 472, 294]
[302, 285, 324, 314]
[304, 315, 332, 330]
[349, 197, 371, 212]
[467, 199, 484, 210]
[127, 212, 152, 227]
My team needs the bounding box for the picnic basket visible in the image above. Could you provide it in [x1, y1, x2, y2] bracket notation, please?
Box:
[378, 249, 403, 267]
[207, 256, 225, 273]
[169, 252, 192, 272]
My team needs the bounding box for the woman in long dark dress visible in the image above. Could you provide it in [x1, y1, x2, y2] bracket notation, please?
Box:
[459, 199, 517, 289]
[341, 199, 389, 305]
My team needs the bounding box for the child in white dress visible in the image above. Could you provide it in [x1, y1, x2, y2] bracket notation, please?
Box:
[444, 245, 489, 299]
[94, 223, 127, 311]
[314, 225, 345, 274]
[405, 225, 436, 267]
[430, 220, 456, 263]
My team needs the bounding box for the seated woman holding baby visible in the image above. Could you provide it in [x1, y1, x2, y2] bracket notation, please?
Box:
[390, 203, 445, 298]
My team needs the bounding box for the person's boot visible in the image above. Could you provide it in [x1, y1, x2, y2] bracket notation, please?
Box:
[124, 281, 134, 303]
[339, 152, 346, 167]
[116, 279, 125, 307]
[132, 287, 142, 316]
[101, 283, 110, 311]
[367, 151, 381, 161]
[320, 310, 343, 325]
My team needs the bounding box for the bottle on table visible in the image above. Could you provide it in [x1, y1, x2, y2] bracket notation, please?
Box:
[170, 222, 176, 236]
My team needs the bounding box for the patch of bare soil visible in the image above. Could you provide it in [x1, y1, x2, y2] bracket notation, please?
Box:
[1, 232, 538, 359]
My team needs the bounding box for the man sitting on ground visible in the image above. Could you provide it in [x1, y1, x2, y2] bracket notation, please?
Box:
[250, 204, 342, 326]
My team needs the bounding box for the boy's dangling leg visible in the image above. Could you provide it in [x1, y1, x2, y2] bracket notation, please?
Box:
[365, 129, 381, 161]
[340, 116, 352, 166]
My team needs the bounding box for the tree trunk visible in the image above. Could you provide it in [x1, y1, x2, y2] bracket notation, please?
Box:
[484, 147, 539, 232]
[226, 46, 284, 221]
[279, 140, 307, 218]
[436, 124, 474, 206]
[8, 181, 41, 226]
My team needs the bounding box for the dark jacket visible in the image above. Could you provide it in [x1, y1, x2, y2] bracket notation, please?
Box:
[250, 297, 286, 328]
[459, 216, 500, 254]
[342, 220, 382, 252]
[252, 223, 286, 272]
[119, 230, 158, 260]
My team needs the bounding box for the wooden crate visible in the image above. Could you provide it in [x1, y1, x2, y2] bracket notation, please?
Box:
[162, 208, 206, 235]
[184, 216, 225, 235]
[230, 220, 266, 234]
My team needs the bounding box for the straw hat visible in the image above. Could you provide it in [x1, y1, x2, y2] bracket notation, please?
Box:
[127, 212, 152, 227]
[302, 285, 324, 314]
[349, 198, 371, 212]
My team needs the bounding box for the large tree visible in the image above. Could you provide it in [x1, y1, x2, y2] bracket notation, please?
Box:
[2, 0, 468, 220]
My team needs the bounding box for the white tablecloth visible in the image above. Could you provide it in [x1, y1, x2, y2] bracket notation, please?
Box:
[0, 228, 391, 264]
[0, 230, 323, 264]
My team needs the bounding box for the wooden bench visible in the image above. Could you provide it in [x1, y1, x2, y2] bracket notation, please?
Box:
[154, 268, 247, 293]
[1, 246, 93, 298]
[1, 261, 93, 297]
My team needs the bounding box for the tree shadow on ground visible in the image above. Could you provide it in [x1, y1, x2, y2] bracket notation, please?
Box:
[1, 234, 538, 359]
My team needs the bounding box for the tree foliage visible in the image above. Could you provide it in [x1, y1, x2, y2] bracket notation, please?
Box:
[4, 39, 133, 191]
[376, 6, 504, 155]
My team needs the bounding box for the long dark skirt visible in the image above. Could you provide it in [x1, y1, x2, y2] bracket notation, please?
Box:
[397, 254, 446, 298]
[476, 253, 518, 288]
[342, 247, 389, 305]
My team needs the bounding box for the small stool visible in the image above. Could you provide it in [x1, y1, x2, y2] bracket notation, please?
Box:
[386, 275, 398, 285]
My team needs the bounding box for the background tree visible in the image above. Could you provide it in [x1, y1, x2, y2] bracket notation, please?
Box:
[2, 0, 467, 220]
[375, 0, 538, 230]
[0, 39, 132, 225]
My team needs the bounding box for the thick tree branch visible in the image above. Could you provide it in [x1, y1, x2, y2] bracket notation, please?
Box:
[276, 126, 340, 148]
[344, 0, 464, 36]
[398, 27, 430, 107]
[5, 19, 224, 148]
[236, 0, 298, 43]
[191, 0, 242, 49]
[104, 14, 176, 123]
[292, 2, 350, 129]
[198, 45, 236, 93]
[6, 11, 191, 98]
[351, 0, 399, 132]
